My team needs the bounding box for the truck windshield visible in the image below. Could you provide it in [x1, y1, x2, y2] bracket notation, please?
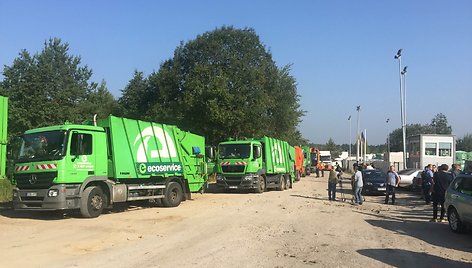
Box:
[17, 130, 67, 163]
[320, 156, 331, 162]
[219, 144, 251, 159]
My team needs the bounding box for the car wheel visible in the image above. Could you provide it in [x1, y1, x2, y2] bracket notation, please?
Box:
[448, 207, 466, 233]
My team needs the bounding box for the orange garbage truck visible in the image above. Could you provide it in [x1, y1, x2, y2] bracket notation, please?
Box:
[294, 146, 305, 180]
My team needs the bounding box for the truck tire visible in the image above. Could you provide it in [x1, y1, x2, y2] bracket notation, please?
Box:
[276, 175, 285, 191]
[286, 175, 293, 189]
[295, 171, 301, 181]
[162, 182, 183, 207]
[255, 176, 265, 193]
[80, 186, 105, 218]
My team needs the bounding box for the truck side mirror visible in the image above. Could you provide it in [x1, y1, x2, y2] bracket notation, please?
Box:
[205, 146, 215, 160]
[253, 146, 261, 159]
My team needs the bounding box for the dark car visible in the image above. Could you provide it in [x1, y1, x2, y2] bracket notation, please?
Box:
[445, 174, 472, 233]
[362, 169, 387, 195]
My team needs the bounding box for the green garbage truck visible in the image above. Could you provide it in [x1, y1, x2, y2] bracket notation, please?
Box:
[12, 115, 207, 217]
[0, 96, 7, 179]
[216, 137, 295, 193]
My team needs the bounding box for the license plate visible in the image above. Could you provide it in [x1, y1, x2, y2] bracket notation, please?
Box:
[377, 187, 386, 191]
[229, 186, 238, 189]
[26, 192, 37, 197]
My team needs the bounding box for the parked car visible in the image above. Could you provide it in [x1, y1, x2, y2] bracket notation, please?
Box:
[397, 168, 423, 189]
[445, 174, 472, 233]
[362, 169, 387, 195]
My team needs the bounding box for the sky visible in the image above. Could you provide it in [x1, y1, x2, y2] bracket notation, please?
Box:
[1, 0, 471, 145]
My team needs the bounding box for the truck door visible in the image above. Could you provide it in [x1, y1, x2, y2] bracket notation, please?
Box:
[68, 131, 97, 182]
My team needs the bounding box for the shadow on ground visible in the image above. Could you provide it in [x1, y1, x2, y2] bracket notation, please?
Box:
[358, 248, 471, 267]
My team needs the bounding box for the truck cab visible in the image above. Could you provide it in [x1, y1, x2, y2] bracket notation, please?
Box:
[12, 124, 108, 212]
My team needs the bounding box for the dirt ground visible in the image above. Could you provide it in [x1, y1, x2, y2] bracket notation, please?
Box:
[1, 173, 471, 268]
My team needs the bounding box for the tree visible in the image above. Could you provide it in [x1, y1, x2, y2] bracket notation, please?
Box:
[430, 113, 452, 134]
[120, 26, 304, 145]
[1, 38, 116, 137]
[457, 134, 472, 151]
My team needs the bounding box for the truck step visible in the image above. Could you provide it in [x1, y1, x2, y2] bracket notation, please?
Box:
[127, 195, 165, 201]
[127, 185, 166, 190]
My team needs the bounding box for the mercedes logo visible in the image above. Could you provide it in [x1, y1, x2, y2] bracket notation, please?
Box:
[29, 175, 37, 185]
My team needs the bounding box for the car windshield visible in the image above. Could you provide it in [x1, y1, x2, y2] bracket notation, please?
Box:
[362, 170, 386, 182]
[17, 130, 67, 163]
[219, 144, 251, 159]
[397, 169, 419, 175]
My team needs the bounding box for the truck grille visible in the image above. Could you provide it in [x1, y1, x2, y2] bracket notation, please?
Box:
[222, 165, 245, 173]
[225, 177, 243, 186]
[14, 172, 58, 190]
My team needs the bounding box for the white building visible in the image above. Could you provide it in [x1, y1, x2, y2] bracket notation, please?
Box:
[407, 134, 455, 169]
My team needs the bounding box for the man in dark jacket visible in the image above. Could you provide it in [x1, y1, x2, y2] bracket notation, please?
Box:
[430, 164, 453, 222]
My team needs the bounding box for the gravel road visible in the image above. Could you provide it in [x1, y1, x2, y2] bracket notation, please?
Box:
[1, 173, 471, 267]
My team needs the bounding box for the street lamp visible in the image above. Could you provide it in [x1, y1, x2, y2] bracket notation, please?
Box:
[401, 66, 408, 126]
[348, 115, 352, 161]
[386, 118, 390, 162]
[394, 49, 407, 169]
[356, 106, 361, 163]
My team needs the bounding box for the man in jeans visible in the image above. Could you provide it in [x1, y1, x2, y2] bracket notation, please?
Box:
[385, 165, 400, 205]
[328, 168, 337, 201]
[352, 164, 363, 205]
[423, 164, 434, 204]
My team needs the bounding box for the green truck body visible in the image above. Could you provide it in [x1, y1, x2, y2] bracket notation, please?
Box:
[0, 96, 7, 179]
[12, 115, 206, 217]
[216, 136, 295, 192]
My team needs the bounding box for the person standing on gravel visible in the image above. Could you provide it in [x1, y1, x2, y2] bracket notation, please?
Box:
[328, 168, 337, 201]
[385, 165, 400, 205]
[422, 164, 434, 204]
[352, 164, 363, 205]
[430, 164, 453, 222]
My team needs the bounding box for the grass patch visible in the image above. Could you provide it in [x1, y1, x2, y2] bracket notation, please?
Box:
[0, 178, 14, 202]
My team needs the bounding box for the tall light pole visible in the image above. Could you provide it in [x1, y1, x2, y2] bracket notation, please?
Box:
[395, 49, 407, 169]
[348, 115, 352, 161]
[356, 106, 361, 163]
[401, 66, 408, 127]
[386, 118, 390, 162]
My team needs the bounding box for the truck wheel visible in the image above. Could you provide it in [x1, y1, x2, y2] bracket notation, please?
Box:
[276, 175, 285, 191]
[162, 182, 183, 207]
[295, 171, 301, 181]
[255, 176, 265, 193]
[448, 207, 465, 233]
[80, 186, 105, 218]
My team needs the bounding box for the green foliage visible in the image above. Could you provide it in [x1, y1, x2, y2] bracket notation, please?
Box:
[1, 38, 118, 137]
[119, 26, 304, 145]
[0, 179, 14, 202]
[389, 113, 452, 152]
[457, 133, 472, 151]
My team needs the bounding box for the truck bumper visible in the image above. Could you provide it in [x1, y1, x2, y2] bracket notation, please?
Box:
[216, 174, 259, 190]
[12, 184, 81, 211]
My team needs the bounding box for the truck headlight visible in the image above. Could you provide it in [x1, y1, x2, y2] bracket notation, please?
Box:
[217, 174, 224, 181]
[366, 182, 373, 186]
[243, 175, 254, 181]
[48, 189, 59, 197]
[13, 191, 18, 197]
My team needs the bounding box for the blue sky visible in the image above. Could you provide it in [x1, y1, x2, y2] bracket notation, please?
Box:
[1, 1, 471, 145]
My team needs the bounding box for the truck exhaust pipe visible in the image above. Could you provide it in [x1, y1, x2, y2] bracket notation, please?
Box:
[93, 114, 97, 126]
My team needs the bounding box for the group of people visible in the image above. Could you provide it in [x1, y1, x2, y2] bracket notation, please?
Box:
[420, 163, 461, 222]
[326, 162, 465, 222]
